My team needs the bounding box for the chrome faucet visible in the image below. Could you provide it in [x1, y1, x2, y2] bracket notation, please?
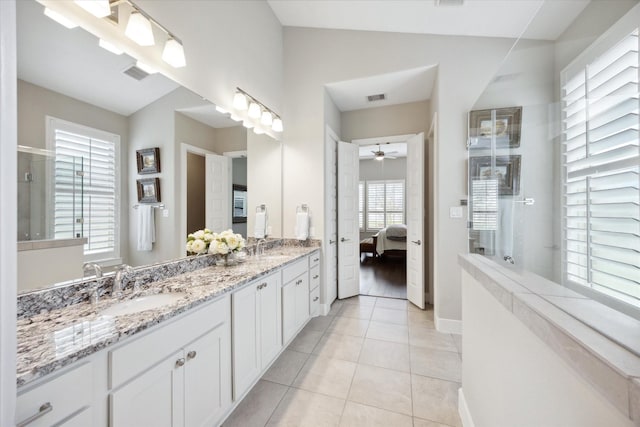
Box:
[256, 239, 267, 259]
[113, 264, 133, 299]
[503, 255, 515, 264]
[83, 262, 103, 278]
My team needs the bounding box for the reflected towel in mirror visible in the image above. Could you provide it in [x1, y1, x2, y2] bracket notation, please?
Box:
[254, 211, 267, 239]
[137, 205, 156, 251]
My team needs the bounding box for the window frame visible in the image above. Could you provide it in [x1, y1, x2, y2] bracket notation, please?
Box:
[46, 116, 122, 265]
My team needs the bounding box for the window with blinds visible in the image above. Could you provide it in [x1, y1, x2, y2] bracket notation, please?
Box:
[48, 117, 120, 262]
[471, 179, 498, 231]
[364, 180, 405, 231]
[562, 28, 639, 305]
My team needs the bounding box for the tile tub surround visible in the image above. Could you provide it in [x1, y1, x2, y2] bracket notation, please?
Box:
[17, 244, 319, 387]
[459, 254, 640, 424]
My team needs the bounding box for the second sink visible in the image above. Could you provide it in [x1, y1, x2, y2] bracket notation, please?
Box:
[100, 293, 185, 317]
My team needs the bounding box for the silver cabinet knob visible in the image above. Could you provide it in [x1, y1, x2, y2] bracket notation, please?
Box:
[187, 350, 197, 360]
[411, 240, 422, 245]
[175, 358, 185, 367]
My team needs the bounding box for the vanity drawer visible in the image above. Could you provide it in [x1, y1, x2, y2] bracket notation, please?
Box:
[310, 265, 320, 291]
[17, 362, 92, 427]
[109, 295, 229, 389]
[282, 258, 308, 284]
[309, 287, 320, 316]
[309, 251, 320, 268]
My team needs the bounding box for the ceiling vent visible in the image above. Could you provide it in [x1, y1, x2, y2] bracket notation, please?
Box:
[435, 0, 464, 6]
[123, 65, 150, 81]
[367, 93, 386, 102]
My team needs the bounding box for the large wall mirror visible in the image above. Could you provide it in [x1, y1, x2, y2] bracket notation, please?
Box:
[16, 0, 282, 293]
[467, 1, 639, 320]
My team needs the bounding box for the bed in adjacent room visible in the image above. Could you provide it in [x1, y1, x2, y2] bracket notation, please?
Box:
[375, 224, 407, 258]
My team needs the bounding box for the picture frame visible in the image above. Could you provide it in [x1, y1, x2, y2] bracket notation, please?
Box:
[468, 106, 522, 149]
[136, 178, 161, 203]
[136, 147, 161, 174]
[469, 155, 521, 195]
[232, 184, 248, 224]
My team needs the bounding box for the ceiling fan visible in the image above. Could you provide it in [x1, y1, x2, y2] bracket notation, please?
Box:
[371, 144, 398, 161]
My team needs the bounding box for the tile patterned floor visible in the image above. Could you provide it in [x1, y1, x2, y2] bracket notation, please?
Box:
[223, 296, 463, 427]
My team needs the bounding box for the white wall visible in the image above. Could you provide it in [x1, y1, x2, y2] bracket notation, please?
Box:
[283, 27, 514, 321]
[341, 100, 431, 142]
[461, 270, 633, 427]
[359, 158, 407, 181]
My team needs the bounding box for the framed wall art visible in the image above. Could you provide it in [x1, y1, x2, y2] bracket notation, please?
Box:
[468, 106, 522, 149]
[469, 155, 521, 195]
[136, 147, 161, 174]
[137, 178, 161, 203]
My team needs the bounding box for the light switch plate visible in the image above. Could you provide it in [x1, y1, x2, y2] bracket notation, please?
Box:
[450, 206, 463, 218]
[162, 209, 169, 218]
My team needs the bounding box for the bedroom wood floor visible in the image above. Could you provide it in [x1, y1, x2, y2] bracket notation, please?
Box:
[359, 255, 407, 299]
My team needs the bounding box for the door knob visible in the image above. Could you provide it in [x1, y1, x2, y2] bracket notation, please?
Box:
[340, 237, 349, 242]
[411, 240, 422, 245]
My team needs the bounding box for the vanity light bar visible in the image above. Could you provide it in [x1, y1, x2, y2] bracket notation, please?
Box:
[233, 87, 283, 133]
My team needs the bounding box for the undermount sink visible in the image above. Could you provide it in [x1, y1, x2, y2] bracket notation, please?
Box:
[100, 293, 185, 317]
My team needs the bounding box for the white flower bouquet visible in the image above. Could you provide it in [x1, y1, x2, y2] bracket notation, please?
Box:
[186, 228, 246, 259]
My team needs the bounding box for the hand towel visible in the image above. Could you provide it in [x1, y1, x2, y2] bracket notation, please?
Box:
[295, 211, 309, 240]
[137, 205, 155, 251]
[254, 211, 267, 239]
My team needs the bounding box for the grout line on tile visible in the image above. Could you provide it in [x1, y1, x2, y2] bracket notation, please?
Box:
[262, 385, 291, 427]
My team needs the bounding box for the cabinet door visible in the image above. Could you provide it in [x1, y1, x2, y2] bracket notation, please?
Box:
[184, 322, 231, 427]
[281, 280, 297, 345]
[57, 407, 92, 427]
[259, 273, 281, 368]
[295, 273, 310, 330]
[232, 282, 261, 400]
[110, 351, 184, 427]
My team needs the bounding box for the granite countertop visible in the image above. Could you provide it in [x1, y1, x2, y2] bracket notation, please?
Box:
[17, 246, 319, 388]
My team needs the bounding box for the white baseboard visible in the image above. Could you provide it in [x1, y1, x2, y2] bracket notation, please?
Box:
[435, 314, 462, 334]
[458, 388, 475, 427]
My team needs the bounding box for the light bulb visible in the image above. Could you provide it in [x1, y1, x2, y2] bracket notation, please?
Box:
[125, 11, 154, 46]
[248, 102, 261, 119]
[44, 8, 78, 29]
[233, 93, 248, 111]
[75, 0, 111, 18]
[162, 38, 186, 68]
[272, 117, 283, 133]
[99, 39, 123, 55]
[260, 111, 273, 126]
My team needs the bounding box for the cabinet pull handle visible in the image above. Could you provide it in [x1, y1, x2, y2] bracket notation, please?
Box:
[262, 282, 268, 289]
[176, 358, 186, 367]
[187, 350, 197, 360]
[296, 279, 302, 285]
[313, 296, 319, 302]
[313, 258, 319, 262]
[17, 402, 52, 427]
[313, 275, 319, 279]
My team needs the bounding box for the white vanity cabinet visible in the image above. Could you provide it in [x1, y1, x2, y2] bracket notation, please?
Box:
[232, 272, 281, 400]
[16, 362, 93, 427]
[309, 252, 321, 316]
[282, 257, 311, 345]
[109, 295, 231, 427]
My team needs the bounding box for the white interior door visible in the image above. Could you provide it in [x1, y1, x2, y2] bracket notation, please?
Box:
[406, 132, 425, 309]
[337, 141, 360, 299]
[205, 154, 231, 232]
[324, 129, 338, 306]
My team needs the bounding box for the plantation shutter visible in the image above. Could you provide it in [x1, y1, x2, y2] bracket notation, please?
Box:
[365, 180, 405, 231]
[562, 29, 640, 302]
[51, 118, 120, 261]
[471, 179, 498, 231]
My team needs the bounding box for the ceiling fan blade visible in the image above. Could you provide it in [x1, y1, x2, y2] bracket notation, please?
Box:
[384, 150, 399, 154]
[386, 155, 397, 159]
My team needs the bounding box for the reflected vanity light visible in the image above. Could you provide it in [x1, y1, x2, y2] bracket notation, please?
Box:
[162, 38, 186, 68]
[229, 113, 242, 122]
[75, 0, 111, 18]
[125, 11, 155, 46]
[253, 127, 265, 135]
[44, 8, 78, 29]
[242, 120, 254, 129]
[98, 39, 123, 55]
[215, 106, 228, 114]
